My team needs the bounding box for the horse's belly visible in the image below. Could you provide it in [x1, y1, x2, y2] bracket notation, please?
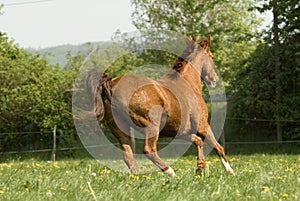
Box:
[159, 123, 179, 137]
[159, 115, 192, 137]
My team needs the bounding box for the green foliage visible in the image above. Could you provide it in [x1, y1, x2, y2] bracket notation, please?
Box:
[257, 0, 300, 40]
[227, 1, 300, 140]
[0, 32, 79, 151]
[131, 0, 260, 85]
[228, 34, 300, 140]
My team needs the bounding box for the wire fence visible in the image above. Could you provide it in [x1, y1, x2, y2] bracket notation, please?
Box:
[1, 129, 299, 157]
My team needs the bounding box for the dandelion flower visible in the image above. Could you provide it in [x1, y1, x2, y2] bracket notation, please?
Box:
[262, 186, 269, 192]
[60, 187, 67, 191]
[186, 160, 193, 165]
[130, 174, 139, 180]
[35, 163, 43, 168]
[52, 163, 59, 169]
[282, 193, 288, 198]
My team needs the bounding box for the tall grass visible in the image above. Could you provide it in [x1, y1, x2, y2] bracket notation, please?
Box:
[0, 154, 299, 200]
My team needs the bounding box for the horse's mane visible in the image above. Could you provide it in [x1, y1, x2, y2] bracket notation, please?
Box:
[172, 37, 210, 74]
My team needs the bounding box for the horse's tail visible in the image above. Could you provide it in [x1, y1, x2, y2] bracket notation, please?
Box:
[86, 69, 111, 121]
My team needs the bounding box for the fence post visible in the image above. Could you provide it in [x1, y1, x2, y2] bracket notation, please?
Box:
[51, 125, 57, 161]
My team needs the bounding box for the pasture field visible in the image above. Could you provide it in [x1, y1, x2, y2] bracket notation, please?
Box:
[0, 154, 299, 201]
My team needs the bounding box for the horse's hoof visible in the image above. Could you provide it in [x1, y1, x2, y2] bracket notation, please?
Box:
[164, 167, 176, 177]
[195, 168, 205, 176]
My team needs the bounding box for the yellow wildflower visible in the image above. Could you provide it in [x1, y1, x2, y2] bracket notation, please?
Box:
[0, 163, 13, 168]
[262, 186, 269, 192]
[35, 163, 43, 168]
[186, 160, 193, 165]
[229, 157, 238, 162]
[52, 162, 59, 168]
[60, 187, 67, 191]
[142, 175, 153, 180]
[130, 174, 139, 180]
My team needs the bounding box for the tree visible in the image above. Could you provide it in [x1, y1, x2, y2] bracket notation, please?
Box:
[0, 32, 77, 151]
[229, 0, 300, 141]
[131, 0, 261, 85]
[258, 0, 299, 141]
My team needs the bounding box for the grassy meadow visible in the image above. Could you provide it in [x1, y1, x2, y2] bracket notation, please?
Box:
[0, 154, 299, 201]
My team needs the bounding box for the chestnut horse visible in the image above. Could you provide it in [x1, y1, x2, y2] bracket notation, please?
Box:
[86, 36, 233, 176]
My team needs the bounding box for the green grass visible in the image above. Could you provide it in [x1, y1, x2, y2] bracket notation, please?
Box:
[0, 154, 299, 201]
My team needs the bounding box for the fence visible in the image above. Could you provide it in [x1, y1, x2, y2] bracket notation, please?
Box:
[1, 127, 299, 160]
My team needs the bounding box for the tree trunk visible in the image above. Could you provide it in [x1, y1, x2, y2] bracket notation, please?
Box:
[273, 0, 282, 142]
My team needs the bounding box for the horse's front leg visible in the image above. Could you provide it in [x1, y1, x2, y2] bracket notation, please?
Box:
[204, 127, 234, 173]
[179, 134, 206, 173]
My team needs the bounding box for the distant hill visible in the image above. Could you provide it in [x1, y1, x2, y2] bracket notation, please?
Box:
[27, 41, 112, 68]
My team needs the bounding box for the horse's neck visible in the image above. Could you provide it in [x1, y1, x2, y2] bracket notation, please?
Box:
[181, 64, 203, 94]
[172, 57, 203, 94]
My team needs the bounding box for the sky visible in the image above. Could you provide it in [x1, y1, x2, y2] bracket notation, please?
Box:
[0, 0, 137, 48]
[0, 0, 272, 49]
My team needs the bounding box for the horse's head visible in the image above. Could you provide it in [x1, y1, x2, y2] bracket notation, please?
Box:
[182, 36, 219, 87]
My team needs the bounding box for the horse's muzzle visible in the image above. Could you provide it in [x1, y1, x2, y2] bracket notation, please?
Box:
[210, 80, 217, 88]
[204, 75, 218, 88]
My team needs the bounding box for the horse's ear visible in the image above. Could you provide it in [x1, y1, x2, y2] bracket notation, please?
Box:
[185, 35, 195, 42]
[199, 35, 212, 49]
[185, 36, 196, 41]
[183, 36, 194, 46]
[192, 36, 198, 41]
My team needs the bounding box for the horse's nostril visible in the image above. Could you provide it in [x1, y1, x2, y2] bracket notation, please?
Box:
[211, 81, 217, 87]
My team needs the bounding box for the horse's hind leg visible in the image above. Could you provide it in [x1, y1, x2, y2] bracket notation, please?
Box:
[111, 128, 137, 173]
[121, 141, 137, 173]
[204, 127, 234, 173]
[144, 133, 176, 177]
[142, 106, 176, 177]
